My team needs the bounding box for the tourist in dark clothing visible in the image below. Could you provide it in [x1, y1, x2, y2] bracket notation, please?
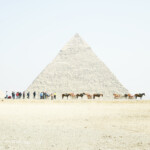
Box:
[54, 93, 56, 99]
[27, 92, 30, 99]
[13, 92, 15, 99]
[43, 92, 46, 99]
[19, 92, 22, 99]
[33, 91, 36, 99]
[12, 91, 15, 99]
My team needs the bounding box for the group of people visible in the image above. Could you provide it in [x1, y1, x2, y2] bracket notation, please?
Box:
[40, 92, 56, 100]
[5, 91, 56, 100]
[5, 91, 31, 99]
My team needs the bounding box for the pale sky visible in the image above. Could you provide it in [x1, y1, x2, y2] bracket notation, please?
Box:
[0, 0, 150, 99]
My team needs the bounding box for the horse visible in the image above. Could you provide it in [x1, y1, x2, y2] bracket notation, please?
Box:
[93, 94, 103, 99]
[62, 93, 70, 99]
[85, 93, 92, 99]
[123, 94, 128, 99]
[76, 93, 85, 99]
[113, 94, 121, 99]
[134, 93, 145, 100]
[69, 93, 76, 99]
[128, 94, 135, 99]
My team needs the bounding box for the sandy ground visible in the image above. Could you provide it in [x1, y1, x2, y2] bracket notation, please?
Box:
[0, 100, 150, 150]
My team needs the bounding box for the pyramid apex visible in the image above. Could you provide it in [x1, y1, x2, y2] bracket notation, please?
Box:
[74, 33, 80, 37]
[59, 33, 90, 53]
[61, 33, 88, 49]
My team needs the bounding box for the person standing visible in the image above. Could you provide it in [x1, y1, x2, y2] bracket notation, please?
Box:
[27, 92, 30, 99]
[16, 92, 19, 99]
[11, 91, 13, 99]
[43, 92, 45, 99]
[33, 91, 36, 99]
[19, 92, 22, 99]
[5, 91, 8, 99]
[13, 92, 15, 99]
[54, 92, 56, 99]
[51, 93, 53, 100]
[44, 92, 46, 99]
[40, 92, 43, 99]
[12, 91, 15, 99]
[23, 91, 25, 99]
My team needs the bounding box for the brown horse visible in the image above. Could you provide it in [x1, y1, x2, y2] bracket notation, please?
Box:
[93, 94, 103, 99]
[62, 93, 70, 99]
[70, 93, 76, 99]
[134, 93, 145, 99]
[85, 93, 92, 99]
[76, 93, 85, 99]
[113, 94, 121, 99]
[128, 94, 134, 99]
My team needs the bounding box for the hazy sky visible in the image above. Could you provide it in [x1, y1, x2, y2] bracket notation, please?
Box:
[0, 0, 150, 99]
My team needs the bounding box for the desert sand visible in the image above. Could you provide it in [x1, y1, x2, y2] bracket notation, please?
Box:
[0, 100, 150, 150]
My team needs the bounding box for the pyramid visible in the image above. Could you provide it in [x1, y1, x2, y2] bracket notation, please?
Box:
[27, 34, 128, 98]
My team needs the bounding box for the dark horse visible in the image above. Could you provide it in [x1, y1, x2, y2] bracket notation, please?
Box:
[124, 94, 128, 99]
[134, 93, 145, 99]
[76, 93, 85, 99]
[93, 94, 103, 99]
[62, 93, 70, 99]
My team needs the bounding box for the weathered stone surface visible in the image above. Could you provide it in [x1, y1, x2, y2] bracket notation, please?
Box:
[27, 34, 128, 98]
